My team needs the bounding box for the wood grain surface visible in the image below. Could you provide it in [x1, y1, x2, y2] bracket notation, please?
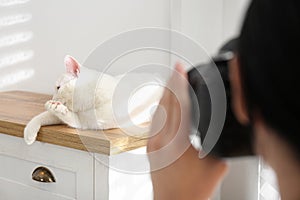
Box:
[0, 91, 148, 155]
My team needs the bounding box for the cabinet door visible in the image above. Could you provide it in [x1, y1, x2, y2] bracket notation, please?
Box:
[95, 147, 153, 200]
[0, 134, 94, 200]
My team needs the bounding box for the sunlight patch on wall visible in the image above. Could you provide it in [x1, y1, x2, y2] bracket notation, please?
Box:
[0, 0, 34, 90]
[0, 50, 34, 69]
[0, 68, 35, 89]
[0, 31, 33, 48]
[0, 0, 30, 7]
[0, 13, 32, 28]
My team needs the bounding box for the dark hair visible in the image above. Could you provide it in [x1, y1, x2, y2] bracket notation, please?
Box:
[238, 0, 300, 157]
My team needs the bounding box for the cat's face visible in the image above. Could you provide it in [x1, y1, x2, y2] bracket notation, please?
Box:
[52, 55, 80, 109]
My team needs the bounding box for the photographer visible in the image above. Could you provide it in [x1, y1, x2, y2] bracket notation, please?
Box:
[147, 0, 300, 199]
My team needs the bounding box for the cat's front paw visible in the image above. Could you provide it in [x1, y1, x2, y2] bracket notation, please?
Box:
[24, 122, 40, 145]
[45, 100, 68, 115]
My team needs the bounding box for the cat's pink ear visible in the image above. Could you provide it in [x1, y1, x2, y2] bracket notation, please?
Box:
[64, 55, 80, 77]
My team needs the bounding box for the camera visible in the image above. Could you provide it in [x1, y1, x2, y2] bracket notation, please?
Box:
[187, 50, 254, 158]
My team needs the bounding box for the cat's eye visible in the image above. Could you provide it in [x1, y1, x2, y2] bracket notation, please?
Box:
[56, 86, 60, 90]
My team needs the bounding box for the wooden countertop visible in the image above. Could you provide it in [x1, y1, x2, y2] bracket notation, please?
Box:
[0, 91, 148, 155]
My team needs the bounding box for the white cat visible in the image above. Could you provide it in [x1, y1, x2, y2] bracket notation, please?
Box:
[24, 55, 163, 145]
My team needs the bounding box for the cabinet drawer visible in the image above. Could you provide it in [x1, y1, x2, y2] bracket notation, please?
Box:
[0, 154, 76, 199]
[0, 134, 94, 200]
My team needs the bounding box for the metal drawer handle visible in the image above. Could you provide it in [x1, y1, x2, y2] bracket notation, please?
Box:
[32, 166, 56, 183]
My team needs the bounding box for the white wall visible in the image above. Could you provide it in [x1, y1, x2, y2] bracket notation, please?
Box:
[0, 0, 251, 94]
[179, 0, 224, 55]
[179, 0, 250, 55]
[0, 0, 171, 94]
[222, 0, 251, 42]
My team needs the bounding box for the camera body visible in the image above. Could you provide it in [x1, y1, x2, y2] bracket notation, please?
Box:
[187, 52, 254, 157]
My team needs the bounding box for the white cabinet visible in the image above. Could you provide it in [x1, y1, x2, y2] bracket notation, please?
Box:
[95, 151, 153, 200]
[0, 133, 94, 200]
[0, 91, 153, 200]
[0, 133, 153, 200]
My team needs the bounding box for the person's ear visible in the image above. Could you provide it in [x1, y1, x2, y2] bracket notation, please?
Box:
[229, 56, 250, 125]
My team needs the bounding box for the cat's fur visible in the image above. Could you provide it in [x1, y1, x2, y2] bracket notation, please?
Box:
[24, 55, 162, 145]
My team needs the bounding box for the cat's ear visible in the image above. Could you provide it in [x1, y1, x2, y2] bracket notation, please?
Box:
[64, 55, 80, 77]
